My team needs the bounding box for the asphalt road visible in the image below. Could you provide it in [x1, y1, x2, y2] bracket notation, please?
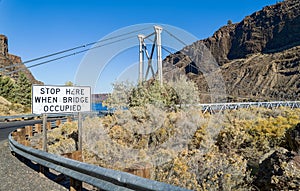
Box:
[0, 125, 19, 141]
[0, 118, 65, 141]
[0, 120, 43, 141]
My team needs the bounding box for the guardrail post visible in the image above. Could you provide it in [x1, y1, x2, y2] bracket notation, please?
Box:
[61, 150, 83, 190]
[14, 128, 25, 142]
[67, 116, 72, 122]
[124, 162, 152, 179]
[72, 150, 83, 162]
[12, 131, 18, 140]
[56, 119, 61, 127]
[35, 123, 42, 133]
[39, 165, 49, 176]
[61, 151, 82, 162]
[25, 125, 33, 138]
[47, 121, 52, 130]
[12, 128, 31, 146]
[17, 128, 26, 139]
[70, 178, 82, 191]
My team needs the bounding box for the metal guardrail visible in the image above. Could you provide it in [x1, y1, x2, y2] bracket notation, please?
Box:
[0, 113, 38, 120]
[0, 113, 75, 121]
[8, 133, 189, 191]
[7, 115, 190, 191]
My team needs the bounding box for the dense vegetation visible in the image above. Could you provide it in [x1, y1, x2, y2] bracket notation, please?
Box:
[0, 73, 32, 115]
[46, 76, 300, 190]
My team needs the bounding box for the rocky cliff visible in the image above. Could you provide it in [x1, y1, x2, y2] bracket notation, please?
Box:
[0, 34, 41, 84]
[164, 0, 300, 102]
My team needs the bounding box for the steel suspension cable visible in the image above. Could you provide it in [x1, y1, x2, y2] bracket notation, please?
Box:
[0, 26, 152, 72]
[4, 35, 138, 75]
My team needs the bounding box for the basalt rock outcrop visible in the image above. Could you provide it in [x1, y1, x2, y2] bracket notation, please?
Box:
[164, 0, 300, 102]
[0, 34, 41, 84]
[286, 123, 300, 154]
[253, 148, 300, 190]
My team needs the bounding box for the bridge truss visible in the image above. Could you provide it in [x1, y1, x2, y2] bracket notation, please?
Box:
[199, 101, 300, 114]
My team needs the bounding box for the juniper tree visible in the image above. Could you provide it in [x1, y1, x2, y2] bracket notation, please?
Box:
[0, 75, 15, 102]
[13, 72, 32, 107]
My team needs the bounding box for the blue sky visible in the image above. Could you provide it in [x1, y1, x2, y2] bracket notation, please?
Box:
[0, 0, 276, 93]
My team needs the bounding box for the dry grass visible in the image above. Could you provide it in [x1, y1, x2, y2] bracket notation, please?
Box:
[77, 107, 300, 190]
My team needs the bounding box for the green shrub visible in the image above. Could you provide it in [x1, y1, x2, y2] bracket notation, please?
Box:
[104, 75, 200, 111]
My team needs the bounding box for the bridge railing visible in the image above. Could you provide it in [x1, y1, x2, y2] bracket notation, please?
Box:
[0, 113, 75, 122]
[198, 101, 300, 114]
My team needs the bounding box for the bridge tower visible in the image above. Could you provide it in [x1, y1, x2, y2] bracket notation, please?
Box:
[138, 25, 163, 85]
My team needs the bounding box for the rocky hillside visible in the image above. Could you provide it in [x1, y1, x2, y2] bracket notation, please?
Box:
[0, 96, 27, 116]
[164, 0, 300, 102]
[0, 34, 41, 84]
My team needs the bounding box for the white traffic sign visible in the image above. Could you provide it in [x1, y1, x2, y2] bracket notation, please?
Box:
[32, 85, 91, 114]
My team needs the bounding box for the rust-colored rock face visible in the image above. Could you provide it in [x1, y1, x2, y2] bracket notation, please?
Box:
[228, 0, 300, 60]
[0, 34, 8, 56]
[200, 0, 300, 64]
[164, 0, 300, 102]
[0, 34, 42, 84]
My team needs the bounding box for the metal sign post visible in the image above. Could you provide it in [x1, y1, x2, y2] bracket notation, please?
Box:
[42, 114, 48, 152]
[78, 112, 83, 151]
